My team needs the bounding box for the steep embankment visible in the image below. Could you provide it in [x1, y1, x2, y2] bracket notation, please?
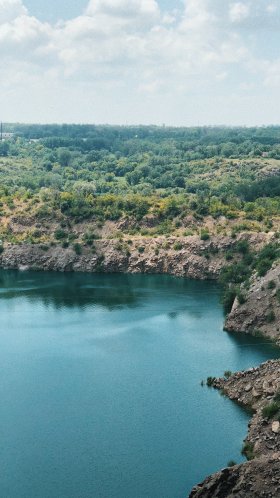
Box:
[0, 233, 270, 279]
[2, 231, 280, 498]
[225, 263, 280, 345]
[189, 453, 280, 498]
[190, 360, 280, 497]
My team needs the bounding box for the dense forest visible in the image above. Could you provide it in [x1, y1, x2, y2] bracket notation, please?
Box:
[0, 124, 280, 240]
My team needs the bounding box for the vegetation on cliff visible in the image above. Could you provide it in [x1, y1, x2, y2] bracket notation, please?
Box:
[0, 125, 280, 250]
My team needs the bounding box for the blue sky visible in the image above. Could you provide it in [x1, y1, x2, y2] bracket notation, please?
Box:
[0, 0, 280, 125]
[24, 0, 178, 21]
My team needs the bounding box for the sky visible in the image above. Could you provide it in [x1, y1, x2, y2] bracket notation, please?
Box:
[0, 0, 280, 126]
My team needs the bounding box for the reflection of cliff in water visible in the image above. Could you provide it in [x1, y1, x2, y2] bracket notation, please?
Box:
[0, 271, 142, 310]
[0, 270, 221, 315]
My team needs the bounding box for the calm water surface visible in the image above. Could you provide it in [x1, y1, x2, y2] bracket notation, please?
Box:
[0, 271, 279, 498]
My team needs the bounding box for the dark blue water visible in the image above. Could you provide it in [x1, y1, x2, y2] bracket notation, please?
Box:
[0, 271, 279, 498]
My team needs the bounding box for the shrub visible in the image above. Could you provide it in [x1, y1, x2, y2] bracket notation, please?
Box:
[138, 246, 145, 254]
[266, 310, 276, 323]
[54, 228, 66, 240]
[73, 243, 82, 255]
[236, 290, 246, 305]
[225, 251, 234, 261]
[262, 402, 280, 419]
[174, 242, 183, 251]
[206, 376, 216, 387]
[235, 239, 249, 254]
[224, 370, 232, 379]
[241, 441, 255, 460]
[267, 280, 276, 289]
[200, 230, 210, 241]
[0, 245, 4, 254]
[256, 258, 273, 277]
[222, 287, 237, 313]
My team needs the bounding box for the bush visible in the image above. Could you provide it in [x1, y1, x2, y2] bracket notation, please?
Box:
[0, 245, 4, 254]
[266, 310, 276, 323]
[54, 228, 66, 240]
[206, 376, 216, 387]
[241, 441, 255, 460]
[262, 402, 280, 419]
[73, 243, 82, 255]
[267, 280, 276, 289]
[174, 242, 183, 251]
[224, 370, 232, 379]
[236, 290, 246, 305]
[235, 239, 249, 254]
[222, 287, 237, 313]
[138, 246, 145, 254]
[200, 230, 210, 241]
[256, 258, 273, 277]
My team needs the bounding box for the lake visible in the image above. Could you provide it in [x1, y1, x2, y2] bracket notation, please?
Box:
[0, 271, 279, 498]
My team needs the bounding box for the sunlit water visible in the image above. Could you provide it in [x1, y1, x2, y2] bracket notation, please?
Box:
[0, 271, 279, 498]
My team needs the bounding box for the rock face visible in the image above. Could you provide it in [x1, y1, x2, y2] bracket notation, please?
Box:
[189, 360, 280, 498]
[0, 233, 269, 280]
[225, 263, 280, 344]
[189, 454, 280, 498]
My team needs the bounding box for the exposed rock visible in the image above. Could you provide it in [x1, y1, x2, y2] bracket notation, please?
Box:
[189, 454, 280, 498]
[0, 233, 270, 281]
[225, 263, 280, 344]
[189, 360, 280, 497]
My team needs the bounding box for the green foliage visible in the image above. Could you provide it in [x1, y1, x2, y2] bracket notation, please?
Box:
[54, 228, 67, 240]
[206, 376, 216, 387]
[267, 280, 276, 289]
[266, 310, 276, 323]
[73, 243, 82, 255]
[241, 441, 255, 460]
[254, 243, 279, 276]
[262, 402, 280, 419]
[219, 262, 250, 286]
[235, 239, 249, 254]
[222, 287, 237, 313]
[200, 230, 210, 241]
[224, 370, 232, 379]
[174, 242, 183, 251]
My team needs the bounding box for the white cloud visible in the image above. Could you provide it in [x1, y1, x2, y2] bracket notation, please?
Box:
[0, 0, 279, 124]
[0, 0, 27, 23]
[229, 2, 250, 23]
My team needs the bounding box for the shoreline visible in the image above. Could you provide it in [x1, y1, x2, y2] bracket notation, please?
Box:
[1, 238, 280, 497]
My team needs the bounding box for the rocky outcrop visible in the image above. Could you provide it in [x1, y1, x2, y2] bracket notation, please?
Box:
[189, 360, 280, 497]
[225, 263, 280, 344]
[0, 233, 270, 280]
[189, 453, 280, 498]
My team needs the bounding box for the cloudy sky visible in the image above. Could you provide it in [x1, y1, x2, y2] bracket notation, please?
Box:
[1, 0, 280, 125]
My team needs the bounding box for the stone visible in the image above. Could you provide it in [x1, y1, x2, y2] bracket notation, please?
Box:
[272, 422, 280, 434]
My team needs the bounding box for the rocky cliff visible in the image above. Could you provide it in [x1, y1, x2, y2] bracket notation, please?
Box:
[189, 360, 280, 497]
[0, 232, 270, 279]
[225, 263, 280, 345]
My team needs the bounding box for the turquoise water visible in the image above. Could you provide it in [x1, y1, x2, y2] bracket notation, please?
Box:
[0, 271, 279, 498]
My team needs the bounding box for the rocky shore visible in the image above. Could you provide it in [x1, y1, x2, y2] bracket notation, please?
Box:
[1, 232, 279, 498]
[0, 232, 270, 279]
[189, 360, 280, 497]
[225, 263, 280, 345]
